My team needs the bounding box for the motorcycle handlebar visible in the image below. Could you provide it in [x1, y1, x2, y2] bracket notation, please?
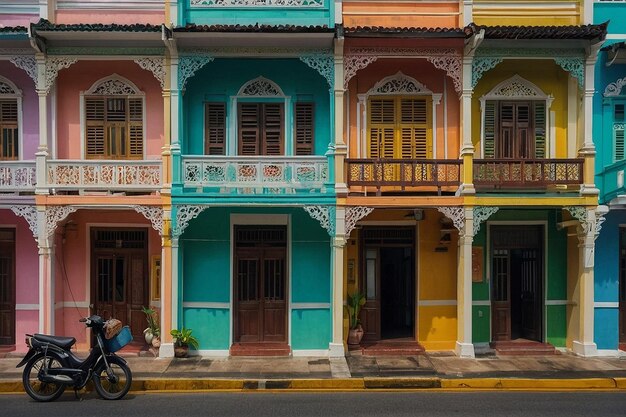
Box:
[79, 318, 87, 323]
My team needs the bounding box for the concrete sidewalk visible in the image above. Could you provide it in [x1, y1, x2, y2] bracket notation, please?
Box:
[2, 352, 626, 392]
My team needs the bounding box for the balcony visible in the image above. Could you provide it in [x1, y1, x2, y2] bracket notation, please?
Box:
[46, 160, 162, 194]
[473, 158, 584, 190]
[0, 161, 36, 193]
[346, 159, 462, 196]
[182, 155, 329, 194]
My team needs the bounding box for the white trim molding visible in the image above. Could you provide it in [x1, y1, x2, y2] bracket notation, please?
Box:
[0, 75, 24, 160]
[182, 302, 230, 309]
[594, 301, 619, 308]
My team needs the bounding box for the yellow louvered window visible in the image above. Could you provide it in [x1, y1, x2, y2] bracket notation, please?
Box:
[0, 99, 18, 160]
[368, 96, 432, 159]
[85, 96, 143, 159]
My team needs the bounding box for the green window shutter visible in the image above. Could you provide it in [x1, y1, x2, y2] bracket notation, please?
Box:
[483, 101, 496, 158]
[615, 103, 625, 161]
[534, 102, 546, 158]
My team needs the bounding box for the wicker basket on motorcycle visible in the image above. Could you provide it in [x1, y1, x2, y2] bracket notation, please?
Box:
[104, 326, 133, 352]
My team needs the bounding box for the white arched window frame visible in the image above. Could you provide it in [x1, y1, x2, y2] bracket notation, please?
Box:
[0, 75, 23, 160]
[478, 74, 554, 158]
[80, 74, 146, 159]
[228, 76, 291, 156]
[603, 76, 626, 163]
[356, 71, 442, 158]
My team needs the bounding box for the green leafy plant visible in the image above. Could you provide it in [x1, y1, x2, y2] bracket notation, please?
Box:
[142, 306, 160, 337]
[347, 292, 366, 330]
[170, 328, 199, 349]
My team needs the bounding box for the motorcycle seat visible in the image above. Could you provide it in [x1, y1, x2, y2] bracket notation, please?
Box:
[33, 334, 76, 349]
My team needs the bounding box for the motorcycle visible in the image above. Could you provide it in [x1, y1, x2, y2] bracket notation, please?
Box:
[16, 315, 133, 402]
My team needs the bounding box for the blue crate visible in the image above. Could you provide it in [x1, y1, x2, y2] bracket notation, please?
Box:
[104, 326, 133, 353]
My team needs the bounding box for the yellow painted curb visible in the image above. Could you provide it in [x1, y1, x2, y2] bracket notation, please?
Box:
[441, 379, 504, 389]
[613, 378, 626, 389]
[289, 379, 365, 390]
[0, 382, 23, 393]
[364, 377, 441, 389]
[441, 378, 617, 390]
[141, 379, 244, 391]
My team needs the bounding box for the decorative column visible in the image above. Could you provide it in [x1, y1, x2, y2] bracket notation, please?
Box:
[334, 38, 348, 196]
[37, 206, 52, 333]
[580, 48, 600, 195]
[170, 53, 181, 194]
[460, 56, 475, 195]
[159, 207, 174, 358]
[35, 55, 48, 195]
[330, 207, 346, 357]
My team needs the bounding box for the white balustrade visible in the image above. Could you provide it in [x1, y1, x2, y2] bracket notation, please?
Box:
[0, 161, 36, 192]
[183, 155, 328, 193]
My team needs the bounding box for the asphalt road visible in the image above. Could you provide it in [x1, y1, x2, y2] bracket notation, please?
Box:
[1, 391, 626, 416]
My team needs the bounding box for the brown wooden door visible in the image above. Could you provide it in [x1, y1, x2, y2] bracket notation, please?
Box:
[492, 249, 511, 341]
[497, 102, 533, 159]
[0, 229, 15, 345]
[234, 226, 287, 343]
[520, 249, 542, 341]
[361, 247, 381, 341]
[91, 229, 147, 340]
[619, 228, 626, 344]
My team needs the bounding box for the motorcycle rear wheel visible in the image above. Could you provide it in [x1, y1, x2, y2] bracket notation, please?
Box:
[22, 354, 66, 402]
[92, 356, 132, 400]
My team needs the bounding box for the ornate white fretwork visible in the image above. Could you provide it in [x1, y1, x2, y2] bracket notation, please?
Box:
[173, 205, 208, 238]
[86, 74, 142, 95]
[472, 57, 503, 88]
[344, 48, 462, 93]
[10, 206, 38, 237]
[44, 57, 78, 93]
[133, 205, 165, 236]
[238, 76, 284, 96]
[299, 52, 334, 88]
[9, 55, 37, 84]
[437, 207, 465, 235]
[595, 209, 607, 238]
[604, 76, 626, 97]
[481, 74, 550, 100]
[368, 71, 432, 95]
[191, 0, 323, 6]
[564, 206, 590, 234]
[134, 57, 166, 88]
[303, 205, 335, 236]
[473, 206, 499, 236]
[179, 55, 214, 91]
[0, 76, 19, 95]
[46, 206, 77, 238]
[345, 206, 374, 237]
[554, 57, 584, 89]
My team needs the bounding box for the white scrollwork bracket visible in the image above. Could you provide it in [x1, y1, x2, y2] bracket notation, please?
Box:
[134, 57, 166, 88]
[133, 205, 165, 236]
[44, 58, 78, 93]
[300, 52, 334, 89]
[425, 54, 462, 93]
[595, 206, 608, 239]
[303, 205, 335, 236]
[10, 206, 38, 238]
[472, 57, 503, 89]
[473, 207, 499, 236]
[9, 55, 37, 85]
[178, 56, 214, 91]
[344, 54, 379, 88]
[554, 57, 584, 89]
[437, 207, 465, 235]
[564, 206, 590, 234]
[345, 206, 374, 238]
[46, 206, 78, 238]
[173, 205, 208, 238]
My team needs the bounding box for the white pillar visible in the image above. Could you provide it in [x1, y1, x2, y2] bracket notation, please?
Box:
[329, 207, 346, 357]
[37, 206, 54, 334]
[456, 207, 475, 357]
[35, 56, 49, 195]
[580, 51, 599, 195]
[460, 56, 475, 195]
[159, 235, 178, 358]
[334, 38, 348, 196]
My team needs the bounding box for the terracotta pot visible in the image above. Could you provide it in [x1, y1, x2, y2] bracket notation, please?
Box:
[174, 344, 189, 358]
[347, 325, 364, 347]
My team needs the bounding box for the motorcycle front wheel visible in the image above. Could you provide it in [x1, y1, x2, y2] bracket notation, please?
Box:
[22, 354, 66, 402]
[92, 355, 132, 400]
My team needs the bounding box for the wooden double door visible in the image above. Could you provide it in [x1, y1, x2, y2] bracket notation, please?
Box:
[234, 226, 287, 343]
[491, 225, 543, 342]
[0, 229, 15, 345]
[91, 228, 148, 341]
[360, 227, 415, 341]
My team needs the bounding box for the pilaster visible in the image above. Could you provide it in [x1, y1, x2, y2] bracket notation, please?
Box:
[460, 56, 475, 195]
[329, 206, 346, 357]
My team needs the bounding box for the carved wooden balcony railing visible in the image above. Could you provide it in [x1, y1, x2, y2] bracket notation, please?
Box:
[182, 155, 329, 194]
[0, 161, 36, 193]
[46, 160, 162, 193]
[473, 158, 584, 190]
[346, 159, 462, 195]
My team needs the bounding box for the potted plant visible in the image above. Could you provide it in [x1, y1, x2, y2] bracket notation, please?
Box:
[170, 327, 199, 358]
[142, 306, 160, 348]
[346, 292, 366, 349]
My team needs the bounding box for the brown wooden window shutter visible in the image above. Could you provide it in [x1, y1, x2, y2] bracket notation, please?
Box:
[0, 99, 18, 160]
[615, 103, 625, 161]
[294, 102, 314, 155]
[263, 103, 283, 156]
[238, 103, 260, 155]
[238, 103, 284, 156]
[205, 102, 226, 155]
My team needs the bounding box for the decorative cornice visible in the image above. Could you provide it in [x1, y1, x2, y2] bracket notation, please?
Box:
[134, 57, 166, 88]
[238, 76, 284, 96]
[481, 74, 551, 101]
[345, 206, 374, 237]
[173, 205, 208, 238]
[86, 74, 142, 95]
[47, 47, 165, 56]
[475, 48, 583, 58]
[178, 55, 214, 91]
[46, 206, 77, 238]
[133, 205, 164, 236]
[10, 206, 38, 237]
[368, 71, 432, 96]
[303, 205, 335, 236]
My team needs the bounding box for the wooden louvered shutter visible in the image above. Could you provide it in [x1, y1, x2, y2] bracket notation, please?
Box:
[238, 103, 260, 155]
[128, 98, 143, 158]
[615, 103, 625, 161]
[262, 103, 284, 156]
[369, 98, 395, 158]
[294, 102, 314, 155]
[205, 102, 226, 155]
[0, 99, 18, 160]
[400, 98, 430, 158]
[516, 103, 532, 159]
[483, 101, 496, 159]
[534, 102, 546, 158]
[498, 103, 515, 158]
[86, 98, 106, 158]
